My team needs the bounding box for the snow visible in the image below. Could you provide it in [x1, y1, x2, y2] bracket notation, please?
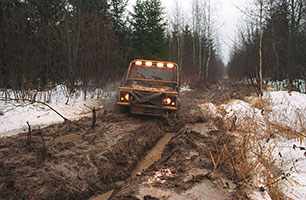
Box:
[180, 85, 191, 92]
[0, 85, 116, 137]
[264, 91, 306, 132]
[206, 90, 306, 200]
[273, 139, 306, 200]
[267, 79, 306, 94]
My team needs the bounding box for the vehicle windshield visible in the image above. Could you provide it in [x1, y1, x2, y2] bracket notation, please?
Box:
[128, 65, 176, 82]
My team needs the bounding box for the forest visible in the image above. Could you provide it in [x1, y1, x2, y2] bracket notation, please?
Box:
[227, 0, 306, 93]
[0, 0, 224, 92]
[0, 0, 305, 93]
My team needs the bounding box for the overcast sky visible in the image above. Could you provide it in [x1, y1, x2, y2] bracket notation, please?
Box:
[128, 0, 251, 65]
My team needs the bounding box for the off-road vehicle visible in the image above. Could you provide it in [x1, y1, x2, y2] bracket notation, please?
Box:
[116, 59, 180, 116]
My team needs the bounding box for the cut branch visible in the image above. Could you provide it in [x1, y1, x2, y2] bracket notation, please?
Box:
[26, 121, 32, 145]
[84, 104, 102, 128]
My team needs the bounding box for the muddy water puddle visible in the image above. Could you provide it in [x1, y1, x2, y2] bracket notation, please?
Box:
[89, 132, 176, 200]
[131, 132, 176, 177]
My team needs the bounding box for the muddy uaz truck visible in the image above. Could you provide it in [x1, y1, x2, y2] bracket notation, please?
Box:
[116, 59, 179, 116]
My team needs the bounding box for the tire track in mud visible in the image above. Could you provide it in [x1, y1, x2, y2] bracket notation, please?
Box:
[110, 116, 234, 200]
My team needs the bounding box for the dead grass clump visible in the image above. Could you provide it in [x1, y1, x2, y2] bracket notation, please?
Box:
[217, 105, 227, 117]
[251, 97, 270, 110]
[210, 111, 301, 199]
[269, 122, 306, 141]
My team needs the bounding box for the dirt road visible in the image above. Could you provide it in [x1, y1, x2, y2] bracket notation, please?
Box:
[0, 80, 254, 200]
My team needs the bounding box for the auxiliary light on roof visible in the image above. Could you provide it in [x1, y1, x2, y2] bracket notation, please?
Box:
[157, 62, 164, 68]
[145, 61, 153, 67]
[167, 63, 174, 69]
[135, 61, 142, 66]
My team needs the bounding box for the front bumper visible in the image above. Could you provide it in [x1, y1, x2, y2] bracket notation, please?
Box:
[116, 102, 178, 110]
[116, 87, 179, 115]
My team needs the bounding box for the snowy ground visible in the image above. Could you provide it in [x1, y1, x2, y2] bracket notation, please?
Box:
[210, 91, 306, 200]
[267, 79, 305, 94]
[0, 85, 116, 137]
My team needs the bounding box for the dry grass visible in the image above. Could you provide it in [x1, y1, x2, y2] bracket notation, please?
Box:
[217, 105, 227, 117]
[220, 88, 231, 103]
[251, 97, 269, 110]
[209, 97, 303, 199]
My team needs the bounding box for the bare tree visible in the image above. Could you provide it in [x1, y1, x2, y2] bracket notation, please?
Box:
[170, 0, 185, 67]
[205, 0, 212, 81]
[192, 0, 205, 80]
[258, 0, 264, 96]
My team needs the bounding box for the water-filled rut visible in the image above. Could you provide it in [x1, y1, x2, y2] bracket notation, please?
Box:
[90, 132, 176, 200]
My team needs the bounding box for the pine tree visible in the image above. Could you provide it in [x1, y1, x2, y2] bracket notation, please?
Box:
[131, 0, 168, 60]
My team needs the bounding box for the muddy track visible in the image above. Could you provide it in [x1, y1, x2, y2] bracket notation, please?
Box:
[0, 80, 254, 200]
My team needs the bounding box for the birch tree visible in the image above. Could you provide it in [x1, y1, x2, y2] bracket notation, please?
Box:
[205, 0, 211, 81]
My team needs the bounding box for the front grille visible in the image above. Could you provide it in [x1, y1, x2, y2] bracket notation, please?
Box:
[131, 90, 163, 106]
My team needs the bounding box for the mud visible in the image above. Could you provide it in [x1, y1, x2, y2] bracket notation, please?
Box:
[110, 121, 234, 200]
[0, 80, 254, 200]
[131, 132, 176, 177]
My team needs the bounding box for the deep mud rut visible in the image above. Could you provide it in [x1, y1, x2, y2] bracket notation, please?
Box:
[0, 80, 254, 200]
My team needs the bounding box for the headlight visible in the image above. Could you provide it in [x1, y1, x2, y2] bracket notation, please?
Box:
[163, 96, 176, 106]
[120, 92, 133, 102]
[164, 97, 171, 105]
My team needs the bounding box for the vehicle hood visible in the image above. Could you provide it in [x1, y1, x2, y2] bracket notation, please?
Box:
[125, 80, 178, 93]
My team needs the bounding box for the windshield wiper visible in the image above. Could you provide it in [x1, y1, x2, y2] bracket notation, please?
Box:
[136, 71, 146, 78]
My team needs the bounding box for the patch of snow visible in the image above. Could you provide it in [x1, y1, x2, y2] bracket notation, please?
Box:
[180, 85, 191, 92]
[169, 180, 231, 200]
[223, 99, 266, 131]
[248, 190, 272, 200]
[267, 79, 305, 94]
[272, 139, 306, 200]
[264, 91, 306, 132]
[0, 85, 116, 137]
[198, 103, 222, 119]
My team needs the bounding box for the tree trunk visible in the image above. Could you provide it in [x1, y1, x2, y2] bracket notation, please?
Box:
[198, 35, 202, 80]
[269, 0, 280, 82]
[205, 0, 211, 81]
[258, 0, 263, 96]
